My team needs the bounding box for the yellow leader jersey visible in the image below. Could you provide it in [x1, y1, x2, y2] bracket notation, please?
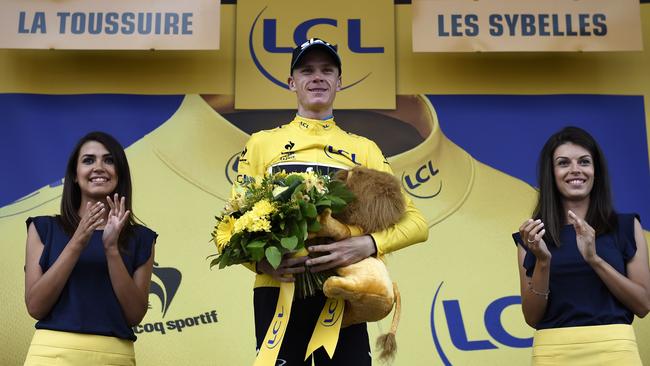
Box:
[237, 115, 429, 288]
[1, 94, 648, 365]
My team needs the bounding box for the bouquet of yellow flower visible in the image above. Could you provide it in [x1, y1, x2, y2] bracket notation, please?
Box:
[209, 170, 355, 298]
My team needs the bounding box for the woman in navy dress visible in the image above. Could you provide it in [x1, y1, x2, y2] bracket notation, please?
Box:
[24, 131, 156, 365]
[514, 126, 650, 365]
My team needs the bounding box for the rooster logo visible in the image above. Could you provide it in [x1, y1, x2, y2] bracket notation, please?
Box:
[149, 262, 182, 317]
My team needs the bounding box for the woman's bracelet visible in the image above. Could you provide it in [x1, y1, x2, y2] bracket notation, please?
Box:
[527, 282, 550, 299]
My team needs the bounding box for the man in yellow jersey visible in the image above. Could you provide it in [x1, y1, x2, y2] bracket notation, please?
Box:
[236, 38, 429, 364]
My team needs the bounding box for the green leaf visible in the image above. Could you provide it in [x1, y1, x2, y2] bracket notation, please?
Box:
[273, 179, 302, 201]
[289, 221, 300, 238]
[209, 256, 221, 269]
[327, 195, 346, 206]
[284, 174, 304, 187]
[280, 236, 298, 250]
[302, 202, 317, 218]
[300, 219, 308, 240]
[247, 240, 266, 262]
[265, 246, 282, 269]
[315, 199, 331, 207]
[308, 220, 321, 233]
[218, 254, 229, 269]
[328, 181, 356, 203]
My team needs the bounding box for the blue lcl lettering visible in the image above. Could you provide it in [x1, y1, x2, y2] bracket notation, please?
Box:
[404, 161, 438, 189]
[443, 296, 533, 351]
[262, 18, 383, 54]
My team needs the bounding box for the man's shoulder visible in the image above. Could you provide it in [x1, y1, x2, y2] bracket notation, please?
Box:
[248, 122, 292, 141]
[337, 129, 382, 152]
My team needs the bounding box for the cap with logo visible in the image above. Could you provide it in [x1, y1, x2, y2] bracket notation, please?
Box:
[290, 38, 342, 75]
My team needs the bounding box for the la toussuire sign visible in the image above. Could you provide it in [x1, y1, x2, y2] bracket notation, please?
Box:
[0, 0, 220, 50]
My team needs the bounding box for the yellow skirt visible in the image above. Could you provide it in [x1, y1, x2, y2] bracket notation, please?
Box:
[532, 324, 642, 366]
[24, 329, 135, 366]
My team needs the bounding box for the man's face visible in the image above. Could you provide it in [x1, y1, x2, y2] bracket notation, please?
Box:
[288, 49, 341, 113]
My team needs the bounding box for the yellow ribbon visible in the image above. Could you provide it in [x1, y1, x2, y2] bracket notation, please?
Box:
[305, 297, 345, 360]
[254, 282, 294, 366]
[253, 284, 345, 365]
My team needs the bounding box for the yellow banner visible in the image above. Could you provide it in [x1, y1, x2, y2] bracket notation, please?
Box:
[412, 0, 643, 52]
[234, 0, 395, 109]
[0, 0, 220, 50]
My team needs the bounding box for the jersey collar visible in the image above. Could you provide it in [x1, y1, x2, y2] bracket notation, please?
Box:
[290, 114, 337, 135]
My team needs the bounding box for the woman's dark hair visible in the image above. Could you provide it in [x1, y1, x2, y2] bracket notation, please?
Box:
[59, 131, 135, 251]
[534, 126, 617, 246]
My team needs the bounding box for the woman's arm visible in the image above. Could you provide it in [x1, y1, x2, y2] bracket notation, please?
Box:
[577, 217, 650, 317]
[24, 202, 105, 319]
[105, 245, 155, 326]
[517, 218, 551, 328]
[517, 245, 550, 328]
[103, 194, 155, 326]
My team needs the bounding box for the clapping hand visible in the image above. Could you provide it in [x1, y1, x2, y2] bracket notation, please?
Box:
[567, 210, 597, 263]
[519, 218, 551, 261]
[102, 193, 130, 252]
[71, 201, 105, 249]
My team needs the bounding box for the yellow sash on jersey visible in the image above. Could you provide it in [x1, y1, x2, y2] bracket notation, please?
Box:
[254, 283, 344, 365]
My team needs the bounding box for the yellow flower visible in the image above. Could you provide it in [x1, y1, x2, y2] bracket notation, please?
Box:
[251, 199, 276, 217]
[233, 212, 253, 234]
[233, 200, 276, 234]
[214, 216, 236, 253]
[250, 217, 272, 232]
[291, 171, 323, 192]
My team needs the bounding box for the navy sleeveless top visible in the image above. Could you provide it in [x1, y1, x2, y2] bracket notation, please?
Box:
[27, 216, 157, 341]
[512, 213, 639, 330]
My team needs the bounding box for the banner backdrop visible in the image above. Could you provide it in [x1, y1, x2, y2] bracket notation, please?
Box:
[1, 93, 648, 365]
[1, 2, 650, 366]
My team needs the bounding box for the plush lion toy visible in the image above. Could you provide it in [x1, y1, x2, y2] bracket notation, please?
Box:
[309, 166, 406, 362]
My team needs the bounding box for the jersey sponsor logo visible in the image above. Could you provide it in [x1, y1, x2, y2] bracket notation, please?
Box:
[323, 145, 360, 165]
[280, 140, 296, 161]
[401, 160, 442, 199]
[430, 281, 532, 364]
[248, 6, 380, 91]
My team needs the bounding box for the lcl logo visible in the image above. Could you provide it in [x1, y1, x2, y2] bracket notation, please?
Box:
[430, 282, 532, 365]
[249, 6, 383, 89]
[225, 151, 241, 185]
[401, 160, 442, 199]
[266, 306, 287, 349]
[321, 299, 343, 327]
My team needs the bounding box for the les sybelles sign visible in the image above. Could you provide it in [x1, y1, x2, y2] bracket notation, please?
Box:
[0, 0, 221, 50]
[412, 0, 643, 52]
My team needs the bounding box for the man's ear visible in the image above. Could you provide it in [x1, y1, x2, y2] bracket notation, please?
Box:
[288, 76, 296, 91]
[336, 76, 342, 91]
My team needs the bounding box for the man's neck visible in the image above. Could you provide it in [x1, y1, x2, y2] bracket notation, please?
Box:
[296, 107, 334, 120]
